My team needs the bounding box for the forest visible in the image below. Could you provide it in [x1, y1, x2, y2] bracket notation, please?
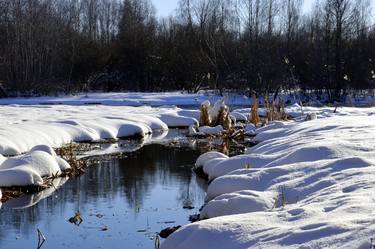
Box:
[0, 0, 374, 99]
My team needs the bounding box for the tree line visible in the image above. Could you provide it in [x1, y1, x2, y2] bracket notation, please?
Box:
[0, 0, 374, 98]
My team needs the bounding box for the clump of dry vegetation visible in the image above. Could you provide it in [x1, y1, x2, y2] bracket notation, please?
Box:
[216, 106, 232, 130]
[250, 94, 261, 125]
[277, 96, 288, 120]
[196, 92, 290, 142]
[259, 91, 290, 125]
[200, 102, 211, 126]
[56, 143, 90, 177]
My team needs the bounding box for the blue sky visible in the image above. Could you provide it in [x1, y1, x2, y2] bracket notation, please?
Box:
[151, 0, 178, 17]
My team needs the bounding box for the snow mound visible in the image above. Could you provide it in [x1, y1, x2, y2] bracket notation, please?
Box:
[195, 151, 228, 168]
[158, 113, 198, 128]
[198, 125, 224, 136]
[244, 123, 256, 135]
[230, 112, 247, 123]
[200, 190, 275, 219]
[0, 166, 43, 187]
[0, 145, 70, 187]
[202, 157, 227, 176]
[30, 144, 57, 156]
[207, 155, 253, 180]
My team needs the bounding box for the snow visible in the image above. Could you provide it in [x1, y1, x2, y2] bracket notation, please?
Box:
[200, 190, 276, 219]
[0, 145, 70, 187]
[0, 105, 205, 156]
[30, 144, 57, 156]
[195, 151, 228, 168]
[209, 99, 226, 121]
[0, 165, 43, 187]
[197, 125, 224, 136]
[230, 111, 247, 122]
[244, 123, 256, 135]
[158, 113, 198, 128]
[162, 110, 375, 249]
[0, 92, 251, 107]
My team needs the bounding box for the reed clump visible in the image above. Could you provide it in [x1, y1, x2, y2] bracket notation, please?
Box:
[200, 102, 211, 126]
[250, 94, 261, 125]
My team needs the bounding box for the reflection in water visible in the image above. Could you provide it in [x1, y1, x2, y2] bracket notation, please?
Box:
[0, 144, 207, 249]
[3, 177, 69, 209]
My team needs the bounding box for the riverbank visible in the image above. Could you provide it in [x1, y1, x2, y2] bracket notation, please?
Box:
[162, 108, 375, 249]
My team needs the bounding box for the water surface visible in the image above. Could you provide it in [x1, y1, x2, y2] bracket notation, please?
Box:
[0, 143, 207, 249]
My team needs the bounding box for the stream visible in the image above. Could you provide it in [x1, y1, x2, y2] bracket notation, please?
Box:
[0, 130, 247, 249]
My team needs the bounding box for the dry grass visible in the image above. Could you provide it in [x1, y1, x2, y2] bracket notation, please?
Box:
[277, 97, 288, 120]
[264, 93, 270, 121]
[55, 143, 89, 177]
[215, 106, 232, 130]
[250, 94, 261, 125]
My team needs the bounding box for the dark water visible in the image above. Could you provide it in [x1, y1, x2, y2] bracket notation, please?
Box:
[0, 144, 207, 249]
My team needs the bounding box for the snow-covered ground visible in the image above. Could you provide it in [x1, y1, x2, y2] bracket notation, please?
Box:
[0, 92, 251, 106]
[162, 107, 375, 249]
[2, 92, 375, 248]
[2, 91, 375, 107]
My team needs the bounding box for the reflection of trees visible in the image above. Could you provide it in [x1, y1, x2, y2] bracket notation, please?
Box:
[0, 143, 207, 246]
[119, 144, 204, 209]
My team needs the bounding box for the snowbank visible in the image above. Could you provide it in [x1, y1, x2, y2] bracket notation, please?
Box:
[163, 112, 375, 249]
[0, 145, 70, 187]
[0, 105, 203, 156]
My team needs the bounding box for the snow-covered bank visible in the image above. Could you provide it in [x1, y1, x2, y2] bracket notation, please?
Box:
[0, 105, 199, 156]
[0, 145, 70, 187]
[162, 111, 375, 249]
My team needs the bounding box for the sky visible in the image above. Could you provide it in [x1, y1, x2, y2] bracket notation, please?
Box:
[151, 0, 317, 17]
[151, 0, 178, 17]
[151, 0, 374, 24]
